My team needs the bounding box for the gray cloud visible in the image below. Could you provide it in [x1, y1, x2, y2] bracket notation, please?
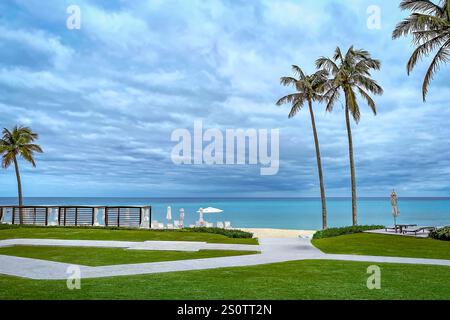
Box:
[0, 0, 449, 197]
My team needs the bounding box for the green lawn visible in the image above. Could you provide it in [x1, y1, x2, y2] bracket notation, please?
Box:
[312, 233, 450, 260]
[0, 225, 258, 245]
[1, 260, 449, 300]
[0, 245, 258, 266]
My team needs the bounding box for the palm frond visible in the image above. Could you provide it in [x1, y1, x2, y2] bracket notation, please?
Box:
[291, 65, 307, 80]
[407, 33, 449, 73]
[280, 76, 298, 87]
[353, 75, 384, 95]
[421, 39, 450, 101]
[316, 57, 339, 74]
[288, 99, 305, 118]
[345, 87, 361, 123]
[399, 0, 445, 15]
[276, 93, 304, 106]
[357, 86, 377, 115]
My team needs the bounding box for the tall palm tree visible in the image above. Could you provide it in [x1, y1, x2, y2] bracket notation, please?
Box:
[316, 47, 383, 226]
[393, 0, 450, 101]
[276, 66, 329, 230]
[0, 126, 43, 224]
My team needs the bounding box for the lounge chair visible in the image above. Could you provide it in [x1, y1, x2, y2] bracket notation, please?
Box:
[217, 221, 224, 228]
[403, 226, 436, 236]
[385, 226, 398, 233]
[224, 221, 231, 229]
[167, 223, 174, 230]
[196, 220, 206, 227]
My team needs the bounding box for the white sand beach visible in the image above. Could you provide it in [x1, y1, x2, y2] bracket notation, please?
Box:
[239, 228, 316, 239]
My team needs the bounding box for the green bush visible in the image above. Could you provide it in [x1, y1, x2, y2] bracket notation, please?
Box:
[184, 227, 254, 239]
[0, 224, 253, 239]
[313, 225, 384, 239]
[429, 227, 450, 241]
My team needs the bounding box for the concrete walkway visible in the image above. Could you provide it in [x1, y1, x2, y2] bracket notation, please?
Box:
[0, 238, 449, 280]
[0, 238, 259, 252]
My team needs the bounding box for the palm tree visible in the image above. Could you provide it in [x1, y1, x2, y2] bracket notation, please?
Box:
[392, 0, 450, 102]
[276, 65, 329, 230]
[316, 47, 383, 226]
[0, 126, 43, 224]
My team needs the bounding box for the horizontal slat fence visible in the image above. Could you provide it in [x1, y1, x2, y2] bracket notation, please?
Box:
[0, 205, 151, 229]
[105, 207, 142, 228]
[12, 206, 49, 226]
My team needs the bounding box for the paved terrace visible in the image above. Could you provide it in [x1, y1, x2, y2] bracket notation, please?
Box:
[0, 238, 449, 280]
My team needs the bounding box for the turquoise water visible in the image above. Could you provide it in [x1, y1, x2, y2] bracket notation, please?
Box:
[1, 197, 449, 230]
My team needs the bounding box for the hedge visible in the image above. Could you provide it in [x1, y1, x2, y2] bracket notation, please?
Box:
[0, 224, 254, 239]
[184, 227, 254, 239]
[313, 225, 385, 239]
[429, 227, 450, 241]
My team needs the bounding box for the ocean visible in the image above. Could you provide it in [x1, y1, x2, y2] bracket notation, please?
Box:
[1, 197, 450, 230]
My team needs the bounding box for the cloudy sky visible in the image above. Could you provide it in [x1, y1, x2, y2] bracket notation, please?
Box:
[0, 0, 449, 197]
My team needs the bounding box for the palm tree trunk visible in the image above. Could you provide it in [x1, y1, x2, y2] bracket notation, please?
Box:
[13, 156, 24, 224]
[345, 105, 357, 226]
[308, 100, 327, 229]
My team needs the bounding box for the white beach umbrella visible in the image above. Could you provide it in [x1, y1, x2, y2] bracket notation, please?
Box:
[166, 206, 172, 221]
[202, 207, 223, 214]
[390, 190, 399, 225]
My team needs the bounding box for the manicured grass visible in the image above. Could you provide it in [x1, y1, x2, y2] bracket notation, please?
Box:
[0, 225, 258, 245]
[0, 260, 449, 299]
[0, 245, 258, 266]
[312, 233, 450, 260]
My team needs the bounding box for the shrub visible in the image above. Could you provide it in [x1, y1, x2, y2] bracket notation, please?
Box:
[429, 227, 450, 241]
[0, 224, 253, 239]
[313, 225, 385, 239]
[184, 227, 254, 239]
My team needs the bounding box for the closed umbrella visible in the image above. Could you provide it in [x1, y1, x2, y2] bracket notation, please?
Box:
[197, 208, 204, 226]
[391, 190, 399, 228]
[166, 206, 172, 221]
[179, 208, 185, 227]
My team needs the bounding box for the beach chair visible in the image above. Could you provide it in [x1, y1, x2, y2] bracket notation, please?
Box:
[385, 226, 398, 233]
[167, 223, 174, 230]
[224, 221, 231, 229]
[217, 221, 224, 229]
[403, 226, 436, 236]
[196, 220, 205, 227]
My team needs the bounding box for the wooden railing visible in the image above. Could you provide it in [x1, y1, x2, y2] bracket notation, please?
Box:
[0, 205, 151, 229]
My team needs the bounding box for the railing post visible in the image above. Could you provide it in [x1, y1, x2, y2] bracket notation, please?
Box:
[149, 206, 152, 229]
[58, 207, 62, 226]
[33, 207, 37, 225]
[104, 207, 108, 227]
[75, 207, 78, 226]
[117, 208, 120, 227]
[12, 207, 15, 225]
[45, 207, 49, 226]
[0, 207, 3, 223]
